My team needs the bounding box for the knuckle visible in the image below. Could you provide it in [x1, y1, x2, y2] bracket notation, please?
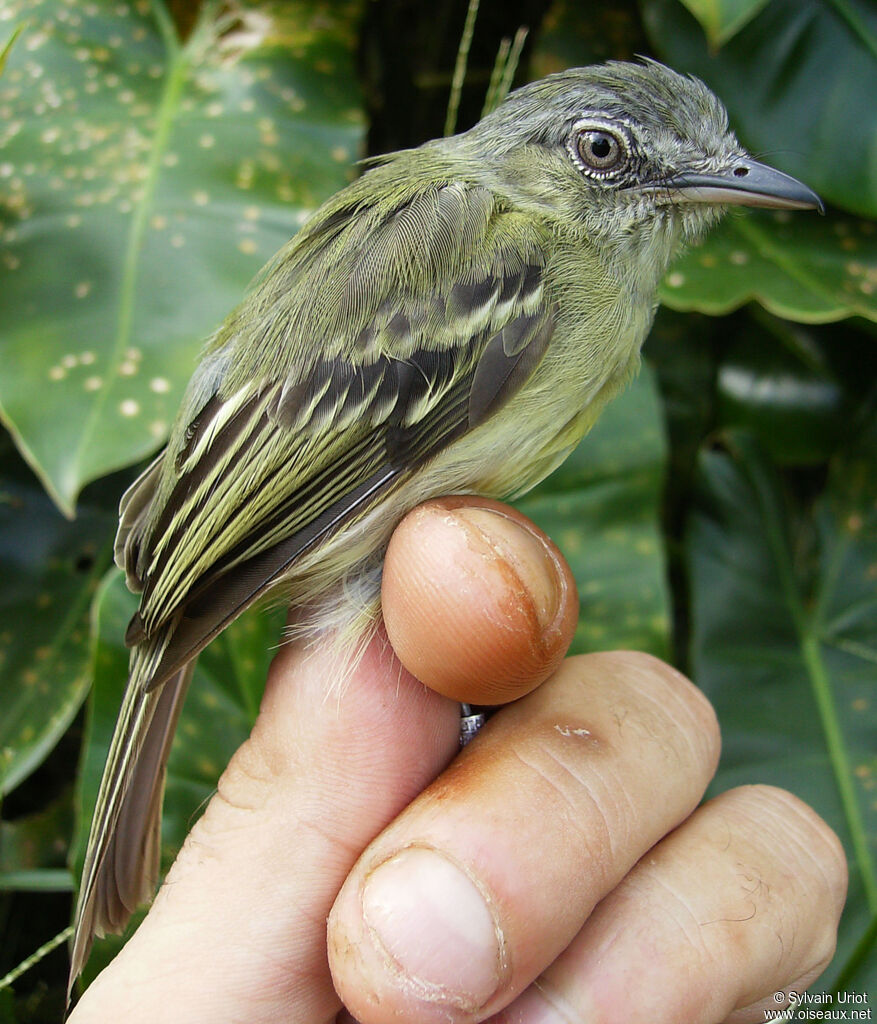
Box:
[736, 785, 848, 908]
[567, 650, 721, 771]
[713, 785, 847, 980]
[213, 718, 297, 816]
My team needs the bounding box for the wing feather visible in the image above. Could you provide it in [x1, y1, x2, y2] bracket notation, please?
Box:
[118, 177, 553, 679]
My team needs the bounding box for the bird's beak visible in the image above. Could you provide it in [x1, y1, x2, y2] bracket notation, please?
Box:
[658, 159, 825, 214]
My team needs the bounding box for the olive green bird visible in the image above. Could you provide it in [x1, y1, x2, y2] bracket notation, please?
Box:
[70, 59, 822, 985]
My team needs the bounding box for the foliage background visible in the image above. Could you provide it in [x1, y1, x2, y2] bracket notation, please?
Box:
[0, 0, 874, 1018]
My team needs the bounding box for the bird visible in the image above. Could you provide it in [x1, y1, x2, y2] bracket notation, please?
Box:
[69, 58, 822, 988]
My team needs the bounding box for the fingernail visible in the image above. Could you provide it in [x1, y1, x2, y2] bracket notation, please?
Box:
[361, 846, 503, 1008]
[455, 507, 564, 630]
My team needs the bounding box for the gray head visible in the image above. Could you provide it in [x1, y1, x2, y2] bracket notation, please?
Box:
[456, 60, 821, 251]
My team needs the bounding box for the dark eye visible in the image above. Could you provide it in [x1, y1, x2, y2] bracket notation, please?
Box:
[575, 127, 627, 174]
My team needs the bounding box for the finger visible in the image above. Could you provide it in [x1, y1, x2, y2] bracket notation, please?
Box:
[496, 785, 847, 1024]
[70, 631, 460, 1024]
[327, 651, 721, 1024]
[382, 497, 578, 704]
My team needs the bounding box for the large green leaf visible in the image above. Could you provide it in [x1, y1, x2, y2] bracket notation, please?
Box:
[0, 0, 364, 516]
[519, 366, 671, 658]
[678, 0, 769, 46]
[658, 207, 877, 324]
[687, 428, 877, 994]
[715, 316, 853, 466]
[0, 794, 73, 892]
[642, 0, 877, 219]
[0, 477, 114, 796]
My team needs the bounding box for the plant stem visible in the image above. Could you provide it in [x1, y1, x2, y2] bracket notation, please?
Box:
[444, 0, 480, 137]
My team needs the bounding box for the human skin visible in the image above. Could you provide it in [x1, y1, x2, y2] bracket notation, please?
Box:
[69, 499, 847, 1024]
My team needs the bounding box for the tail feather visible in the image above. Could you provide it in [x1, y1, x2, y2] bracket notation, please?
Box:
[69, 641, 194, 993]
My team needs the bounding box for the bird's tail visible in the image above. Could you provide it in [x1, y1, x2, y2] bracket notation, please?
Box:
[68, 636, 195, 994]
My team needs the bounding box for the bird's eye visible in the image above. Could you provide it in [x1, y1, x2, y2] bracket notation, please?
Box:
[573, 125, 629, 177]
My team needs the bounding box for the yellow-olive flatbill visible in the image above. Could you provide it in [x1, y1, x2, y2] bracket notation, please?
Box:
[70, 59, 822, 989]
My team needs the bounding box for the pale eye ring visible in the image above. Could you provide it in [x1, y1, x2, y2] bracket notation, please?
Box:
[573, 124, 629, 177]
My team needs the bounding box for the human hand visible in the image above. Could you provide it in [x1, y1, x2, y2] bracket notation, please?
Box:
[69, 499, 847, 1024]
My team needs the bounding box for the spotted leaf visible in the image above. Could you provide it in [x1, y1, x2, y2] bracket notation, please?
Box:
[688, 426, 877, 995]
[0, 475, 114, 796]
[660, 208, 877, 323]
[0, 0, 365, 516]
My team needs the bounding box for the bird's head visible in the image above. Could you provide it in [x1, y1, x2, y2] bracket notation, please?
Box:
[459, 59, 821, 260]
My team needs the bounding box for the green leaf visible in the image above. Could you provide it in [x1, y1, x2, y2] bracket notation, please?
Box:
[0, 794, 73, 890]
[660, 207, 877, 323]
[716, 319, 852, 465]
[0, 0, 364, 516]
[687, 428, 877, 993]
[519, 366, 671, 658]
[642, 0, 877, 218]
[678, 0, 770, 47]
[0, 478, 114, 796]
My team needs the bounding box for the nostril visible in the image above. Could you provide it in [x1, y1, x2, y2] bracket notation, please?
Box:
[733, 165, 749, 177]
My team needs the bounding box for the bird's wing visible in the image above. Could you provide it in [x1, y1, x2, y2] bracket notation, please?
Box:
[118, 178, 553, 689]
